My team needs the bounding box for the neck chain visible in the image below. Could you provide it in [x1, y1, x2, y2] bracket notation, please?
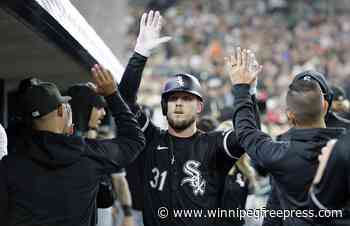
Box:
[168, 135, 176, 165]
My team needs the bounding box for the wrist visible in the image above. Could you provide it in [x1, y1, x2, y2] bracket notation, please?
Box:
[134, 42, 150, 58]
[232, 84, 251, 97]
[104, 90, 118, 98]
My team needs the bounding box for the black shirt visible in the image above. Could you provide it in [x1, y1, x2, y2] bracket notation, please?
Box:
[128, 119, 244, 226]
[0, 92, 145, 226]
[232, 84, 345, 226]
[120, 53, 249, 226]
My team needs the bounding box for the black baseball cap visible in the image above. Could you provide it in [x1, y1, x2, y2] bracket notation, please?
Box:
[66, 83, 106, 109]
[18, 77, 43, 93]
[66, 83, 107, 133]
[331, 86, 346, 101]
[20, 82, 71, 119]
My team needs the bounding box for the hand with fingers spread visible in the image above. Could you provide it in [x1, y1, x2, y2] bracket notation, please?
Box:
[226, 47, 262, 86]
[134, 10, 172, 57]
[91, 64, 117, 97]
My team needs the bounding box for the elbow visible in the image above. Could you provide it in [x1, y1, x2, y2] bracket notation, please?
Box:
[138, 132, 146, 152]
[120, 136, 145, 166]
[235, 126, 247, 145]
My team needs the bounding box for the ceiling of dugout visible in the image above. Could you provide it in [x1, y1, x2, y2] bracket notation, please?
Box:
[0, 0, 123, 90]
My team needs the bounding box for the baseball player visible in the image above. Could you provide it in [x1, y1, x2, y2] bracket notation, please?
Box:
[119, 11, 260, 226]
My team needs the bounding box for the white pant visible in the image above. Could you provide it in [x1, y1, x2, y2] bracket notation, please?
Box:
[97, 207, 112, 226]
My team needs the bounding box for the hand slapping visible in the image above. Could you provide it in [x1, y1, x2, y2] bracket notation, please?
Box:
[134, 10, 172, 57]
[91, 64, 117, 97]
[226, 47, 262, 90]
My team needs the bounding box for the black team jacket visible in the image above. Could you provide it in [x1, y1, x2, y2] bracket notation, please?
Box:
[232, 84, 345, 226]
[0, 92, 145, 226]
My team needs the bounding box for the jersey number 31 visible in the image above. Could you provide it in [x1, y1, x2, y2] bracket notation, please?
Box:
[150, 167, 168, 191]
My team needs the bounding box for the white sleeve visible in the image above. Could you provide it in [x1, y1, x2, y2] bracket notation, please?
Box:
[0, 124, 7, 159]
[222, 129, 240, 159]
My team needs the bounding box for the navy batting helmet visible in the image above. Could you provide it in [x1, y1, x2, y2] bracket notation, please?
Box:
[161, 73, 203, 115]
[293, 70, 333, 121]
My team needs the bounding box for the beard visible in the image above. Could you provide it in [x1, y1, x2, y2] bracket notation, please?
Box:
[167, 114, 196, 132]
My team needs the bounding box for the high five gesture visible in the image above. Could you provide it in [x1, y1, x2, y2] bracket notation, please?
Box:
[226, 47, 262, 88]
[134, 10, 172, 57]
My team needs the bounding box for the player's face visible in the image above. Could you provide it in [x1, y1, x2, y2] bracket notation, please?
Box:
[167, 92, 202, 131]
[61, 103, 74, 135]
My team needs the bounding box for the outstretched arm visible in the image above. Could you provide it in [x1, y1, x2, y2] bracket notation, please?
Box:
[117, 11, 171, 203]
[228, 48, 286, 170]
[86, 65, 145, 173]
[217, 49, 262, 163]
[119, 11, 171, 107]
[119, 11, 171, 135]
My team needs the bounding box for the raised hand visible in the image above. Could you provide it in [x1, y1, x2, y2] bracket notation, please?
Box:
[91, 64, 117, 97]
[134, 10, 172, 57]
[226, 47, 262, 86]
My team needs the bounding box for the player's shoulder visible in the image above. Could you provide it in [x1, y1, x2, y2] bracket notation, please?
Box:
[146, 124, 166, 139]
[207, 128, 234, 137]
[145, 128, 169, 150]
[198, 128, 235, 141]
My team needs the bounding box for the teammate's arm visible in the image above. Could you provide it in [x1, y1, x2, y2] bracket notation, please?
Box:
[220, 94, 262, 160]
[229, 48, 286, 169]
[219, 49, 262, 161]
[111, 174, 134, 226]
[86, 65, 145, 173]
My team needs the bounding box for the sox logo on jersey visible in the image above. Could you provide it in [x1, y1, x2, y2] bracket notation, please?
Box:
[181, 160, 206, 196]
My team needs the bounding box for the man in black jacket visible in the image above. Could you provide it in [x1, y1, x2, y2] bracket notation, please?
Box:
[263, 70, 350, 226]
[0, 65, 145, 226]
[229, 48, 345, 226]
[67, 83, 135, 226]
[119, 11, 259, 226]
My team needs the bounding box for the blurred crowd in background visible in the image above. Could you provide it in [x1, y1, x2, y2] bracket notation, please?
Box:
[2, 1, 350, 226]
[122, 0, 350, 137]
